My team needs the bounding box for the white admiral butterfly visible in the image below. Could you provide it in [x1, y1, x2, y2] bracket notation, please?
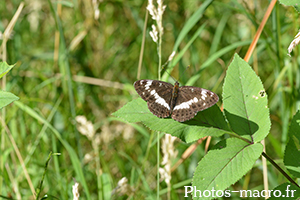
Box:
[134, 79, 219, 122]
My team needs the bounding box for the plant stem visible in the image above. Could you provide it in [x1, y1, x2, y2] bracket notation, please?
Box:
[157, 131, 160, 199]
[158, 28, 162, 80]
[262, 152, 299, 188]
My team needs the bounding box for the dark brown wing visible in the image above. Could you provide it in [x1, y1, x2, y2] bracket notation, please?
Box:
[171, 86, 219, 122]
[134, 80, 173, 118]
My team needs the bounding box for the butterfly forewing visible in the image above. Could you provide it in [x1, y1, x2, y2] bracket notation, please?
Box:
[134, 79, 219, 122]
[171, 86, 219, 122]
[134, 80, 173, 118]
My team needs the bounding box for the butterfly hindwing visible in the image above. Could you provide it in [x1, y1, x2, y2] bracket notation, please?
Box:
[171, 86, 219, 122]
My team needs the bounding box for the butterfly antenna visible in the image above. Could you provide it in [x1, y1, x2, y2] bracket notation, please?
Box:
[161, 64, 192, 84]
[183, 65, 190, 74]
[177, 65, 191, 83]
[161, 63, 177, 82]
[160, 51, 177, 82]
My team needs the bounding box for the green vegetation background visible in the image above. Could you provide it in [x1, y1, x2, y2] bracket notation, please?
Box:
[0, 0, 299, 199]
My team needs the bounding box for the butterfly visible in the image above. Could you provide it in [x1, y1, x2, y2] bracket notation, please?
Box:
[134, 79, 219, 122]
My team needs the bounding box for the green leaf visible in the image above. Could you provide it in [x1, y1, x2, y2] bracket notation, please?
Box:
[268, 183, 300, 199]
[279, 0, 300, 6]
[0, 90, 19, 109]
[112, 98, 230, 143]
[222, 54, 270, 142]
[284, 110, 300, 178]
[0, 62, 15, 79]
[192, 138, 263, 200]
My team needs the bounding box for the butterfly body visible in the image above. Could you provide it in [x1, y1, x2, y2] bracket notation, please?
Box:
[134, 79, 219, 122]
